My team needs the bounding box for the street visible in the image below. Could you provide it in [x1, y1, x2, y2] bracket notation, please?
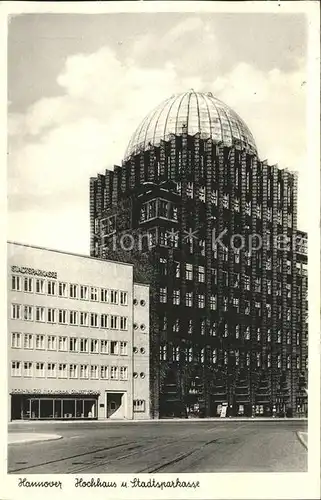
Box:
[8, 420, 307, 474]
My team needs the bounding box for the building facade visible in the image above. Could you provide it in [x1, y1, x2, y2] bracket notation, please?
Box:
[8, 242, 150, 421]
[89, 90, 308, 419]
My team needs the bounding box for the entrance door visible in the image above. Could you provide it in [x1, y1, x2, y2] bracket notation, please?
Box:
[106, 393, 123, 418]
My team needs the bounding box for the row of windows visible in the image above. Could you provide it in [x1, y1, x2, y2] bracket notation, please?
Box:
[159, 290, 295, 317]
[148, 229, 299, 261]
[140, 198, 178, 223]
[11, 276, 128, 305]
[10, 305, 131, 330]
[11, 333, 129, 355]
[10, 361, 133, 380]
[160, 318, 302, 344]
[159, 345, 303, 369]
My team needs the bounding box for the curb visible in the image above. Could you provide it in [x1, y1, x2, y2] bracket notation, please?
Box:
[8, 434, 63, 445]
[297, 431, 308, 450]
[8, 417, 307, 425]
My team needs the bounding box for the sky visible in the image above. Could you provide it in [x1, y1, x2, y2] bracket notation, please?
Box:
[7, 11, 309, 254]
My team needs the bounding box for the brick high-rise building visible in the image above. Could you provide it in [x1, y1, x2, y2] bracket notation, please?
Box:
[90, 90, 308, 418]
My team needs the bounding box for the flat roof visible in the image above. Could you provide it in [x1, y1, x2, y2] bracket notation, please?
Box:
[7, 240, 134, 268]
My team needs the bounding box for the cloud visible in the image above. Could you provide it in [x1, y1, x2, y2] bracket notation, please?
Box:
[8, 30, 308, 254]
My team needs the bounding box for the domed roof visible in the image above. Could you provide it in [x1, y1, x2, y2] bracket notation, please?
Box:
[125, 90, 257, 159]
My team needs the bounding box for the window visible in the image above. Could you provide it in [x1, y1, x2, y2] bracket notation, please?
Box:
[110, 341, 118, 355]
[101, 288, 108, 303]
[79, 338, 88, 353]
[234, 198, 240, 212]
[35, 306, 45, 322]
[100, 339, 109, 354]
[90, 313, 98, 328]
[23, 362, 32, 377]
[133, 400, 145, 412]
[246, 353, 250, 367]
[267, 280, 272, 294]
[257, 328, 261, 341]
[80, 285, 89, 300]
[244, 301, 250, 315]
[198, 186, 206, 202]
[58, 282, 67, 297]
[69, 284, 78, 299]
[267, 329, 271, 342]
[69, 310, 78, 325]
[47, 363, 56, 378]
[187, 347, 193, 362]
[69, 337, 77, 352]
[186, 263, 193, 280]
[185, 292, 193, 307]
[69, 364, 78, 379]
[80, 312, 89, 326]
[58, 309, 67, 324]
[245, 327, 250, 340]
[212, 349, 217, 364]
[188, 320, 193, 335]
[173, 289, 180, 305]
[267, 354, 271, 368]
[23, 305, 33, 321]
[223, 193, 229, 209]
[90, 287, 98, 301]
[160, 257, 167, 275]
[47, 280, 56, 296]
[110, 366, 118, 380]
[173, 346, 180, 361]
[11, 332, 21, 348]
[11, 304, 21, 320]
[120, 366, 128, 380]
[277, 354, 281, 369]
[211, 190, 218, 205]
[174, 261, 180, 278]
[11, 275, 22, 291]
[47, 335, 56, 350]
[266, 303, 272, 318]
[120, 291, 128, 305]
[23, 333, 33, 349]
[110, 315, 118, 329]
[35, 362, 45, 377]
[120, 341, 127, 355]
[198, 266, 205, 283]
[186, 182, 193, 198]
[110, 290, 118, 304]
[160, 345, 167, 361]
[11, 361, 21, 376]
[58, 336, 68, 351]
[80, 364, 89, 379]
[200, 320, 205, 336]
[47, 308, 56, 323]
[235, 325, 240, 339]
[159, 288, 167, 303]
[198, 295, 205, 309]
[23, 277, 33, 293]
[35, 279, 45, 294]
[210, 295, 217, 310]
[90, 339, 98, 354]
[120, 316, 128, 330]
[199, 239, 205, 256]
[277, 330, 281, 343]
[100, 366, 108, 379]
[35, 334, 45, 350]
[100, 314, 108, 329]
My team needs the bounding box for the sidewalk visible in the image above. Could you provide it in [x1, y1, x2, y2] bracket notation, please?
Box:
[8, 433, 62, 444]
[297, 431, 308, 449]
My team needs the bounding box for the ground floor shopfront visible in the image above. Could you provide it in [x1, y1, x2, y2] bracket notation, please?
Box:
[11, 394, 99, 420]
[160, 394, 308, 419]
